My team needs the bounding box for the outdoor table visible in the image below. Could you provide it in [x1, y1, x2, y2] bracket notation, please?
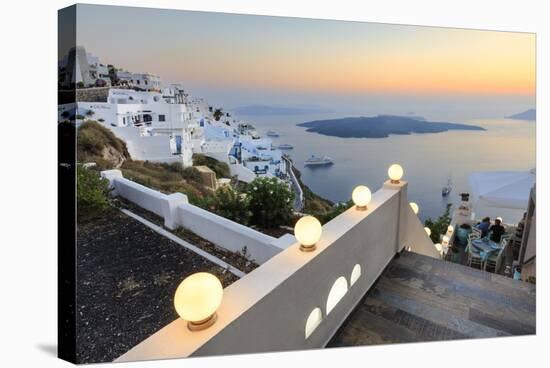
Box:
[471, 238, 501, 261]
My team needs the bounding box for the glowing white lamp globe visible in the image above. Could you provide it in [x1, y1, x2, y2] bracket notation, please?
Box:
[410, 202, 419, 215]
[352, 185, 372, 211]
[435, 243, 442, 253]
[442, 235, 450, 248]
[174, 272, 223, 331]
[295, 215, 322, 252]
[388, 164, 404, 184]
[424, 227, 432, 236]
[446, 225, 454, 236]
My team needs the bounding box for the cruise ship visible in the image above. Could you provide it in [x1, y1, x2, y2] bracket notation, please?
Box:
[304, 155, 334, 166]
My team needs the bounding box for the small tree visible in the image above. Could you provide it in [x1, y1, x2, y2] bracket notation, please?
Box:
[246, 177, 294, 229]
[211, 186, 250, 225]
[316, 200, 354, 224]
[424, 203, 452, 243]
[77, 165, 112, 222]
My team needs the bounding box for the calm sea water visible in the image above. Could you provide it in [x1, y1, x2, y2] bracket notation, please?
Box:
[239, 113, 535, 221]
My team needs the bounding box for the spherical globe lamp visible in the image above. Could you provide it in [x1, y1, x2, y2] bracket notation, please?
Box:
[174, 272, 223, 331]
[388, 164, 404, 184]
[295, 215, 322, 252]
[446, 225, 454, 237]
[410, 202, 419, 215]
[435, 243, 442, 253]
[424, 227, 432, 236]
[352, 185, 372, 211]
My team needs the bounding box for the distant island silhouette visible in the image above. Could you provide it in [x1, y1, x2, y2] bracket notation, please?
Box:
[232, 104, 331, 115]
[297, 115, 486, 138]
[506, 109, 536, 121]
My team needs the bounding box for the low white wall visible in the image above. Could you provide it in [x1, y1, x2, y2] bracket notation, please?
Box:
[285, 157, 304, 207]
[403, 204, 440, 258]
[177, 203, 280, 264]
[117, 183, 410, 362]
[100, 170, 278, 263]
[101, 170, 189, 230]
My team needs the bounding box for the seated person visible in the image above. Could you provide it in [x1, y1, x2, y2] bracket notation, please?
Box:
[476, 217, 491, 238]
[489, 217, 506, 243]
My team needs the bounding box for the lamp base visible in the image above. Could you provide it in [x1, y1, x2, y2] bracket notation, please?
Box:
[355, 205, 368, 211]
[299, 244, 317, 252]
[187, 313, 218, 331]
[390, 179, 401, 184]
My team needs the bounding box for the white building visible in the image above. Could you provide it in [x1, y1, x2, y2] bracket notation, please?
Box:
[72, 88, 195, 167]
[60, 49, 287, 183]
[115, 70, 161, 91]
[58, 46, 111, 88]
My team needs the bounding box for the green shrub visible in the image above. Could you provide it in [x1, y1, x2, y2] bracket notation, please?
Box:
[211, 186, 250, 225]
[424, 203, 452, 243]
[159, 161, 183, 173]
[192, 154, 230, 178]
[120, 160, 210, 203]
[77, 120, 130, 165]
[77, 165, 112, 222]
[181, 167, 203, 183]
[246, 177, 294, 229]
[316, 200, 354, 224]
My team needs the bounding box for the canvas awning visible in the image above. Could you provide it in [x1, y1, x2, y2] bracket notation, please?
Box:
[469, 170, 535, 210]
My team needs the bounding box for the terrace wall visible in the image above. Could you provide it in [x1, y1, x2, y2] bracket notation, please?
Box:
[116, 180, 435, 362]
[176, 203, 281, 263]
[101, 170, 279, 264]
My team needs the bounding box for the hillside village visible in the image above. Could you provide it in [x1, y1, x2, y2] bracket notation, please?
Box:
[62, 46, 341, 229]
[60, 46, 290, 183]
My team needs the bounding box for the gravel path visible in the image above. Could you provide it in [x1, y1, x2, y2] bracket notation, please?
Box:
[76, 209, 238, 363]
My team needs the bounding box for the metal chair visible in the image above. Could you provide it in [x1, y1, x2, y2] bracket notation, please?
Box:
[484, 239, 508, 273]
[467, 239, 483, 269]
[468, 232, 480, 243]
[472, 226, 482, 238]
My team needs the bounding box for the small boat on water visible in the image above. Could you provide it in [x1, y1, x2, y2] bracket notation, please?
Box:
[442, 177, 453, 196]
[266, 130, 280, 137]
[304, 154, 334, 166]
[278, 144, 294, 149]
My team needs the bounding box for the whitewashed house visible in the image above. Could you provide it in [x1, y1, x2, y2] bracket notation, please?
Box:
[74, 88, 194, 167]
[58, 46, 111, 88]
[59, 47, 287, 182]
[114, 70, 161, 91]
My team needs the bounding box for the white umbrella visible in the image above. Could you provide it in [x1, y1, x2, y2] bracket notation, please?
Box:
[469, 169, 535, 210]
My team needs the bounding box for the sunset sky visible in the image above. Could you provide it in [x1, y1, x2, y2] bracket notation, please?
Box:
[73, 4, 535, 118]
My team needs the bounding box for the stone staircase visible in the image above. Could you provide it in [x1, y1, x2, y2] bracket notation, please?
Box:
[328, 251, 536, 347]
